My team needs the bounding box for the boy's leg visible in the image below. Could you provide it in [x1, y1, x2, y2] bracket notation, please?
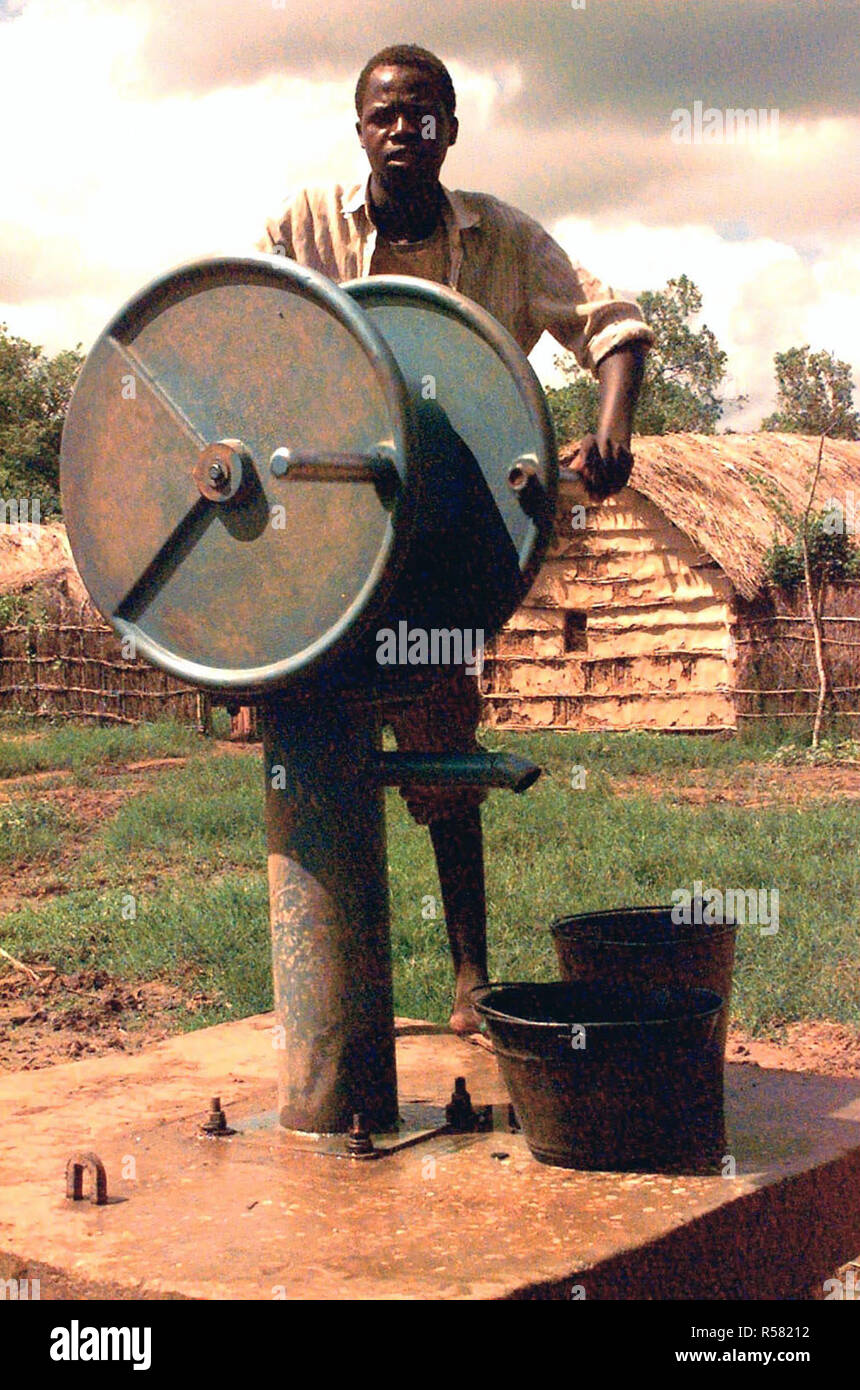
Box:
[384, 671, 488, 1034]
[429, 806, 488, 1034]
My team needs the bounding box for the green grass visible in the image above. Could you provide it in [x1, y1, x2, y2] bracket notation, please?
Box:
[479, 727, 796, 779]
[1, 726, 858, 1039]
[81, 753, 267, 874]
[0, 719, 206, 781]
[0, 798, 73, 867]
[0, 874, 272, 1025]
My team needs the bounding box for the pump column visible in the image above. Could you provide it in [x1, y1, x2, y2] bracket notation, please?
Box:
[262, 696, 399, 1134]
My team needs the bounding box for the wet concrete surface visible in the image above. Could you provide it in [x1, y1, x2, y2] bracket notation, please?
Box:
[1, 1014, 859, 1299]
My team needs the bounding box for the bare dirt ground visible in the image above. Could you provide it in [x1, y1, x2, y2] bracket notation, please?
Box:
[0, 965, 219, 1069]
[725, 1021, 860, 1078]
[3, 957, 858, 1076]
[614, 762, 860, 807]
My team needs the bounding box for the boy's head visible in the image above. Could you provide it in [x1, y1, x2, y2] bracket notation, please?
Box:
[355, 45, 458, 194]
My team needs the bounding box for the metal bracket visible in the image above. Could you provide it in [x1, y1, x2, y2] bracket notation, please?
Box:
[232, 1100, 521, 1161]
[65, 1152, 108, 1206]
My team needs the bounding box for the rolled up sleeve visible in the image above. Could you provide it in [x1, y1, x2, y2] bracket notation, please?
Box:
[256, 195, 298, 257]
[525, 225, 654, 375]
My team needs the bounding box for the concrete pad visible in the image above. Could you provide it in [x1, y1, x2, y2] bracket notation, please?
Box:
[1, 1014, 859, 1300]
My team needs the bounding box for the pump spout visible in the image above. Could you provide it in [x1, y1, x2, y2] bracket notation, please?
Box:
[375, 751, 541, 794]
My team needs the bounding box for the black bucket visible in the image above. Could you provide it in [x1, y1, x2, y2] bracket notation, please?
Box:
[550, 905, 736, 1056]
[472, 981, 725, 1172]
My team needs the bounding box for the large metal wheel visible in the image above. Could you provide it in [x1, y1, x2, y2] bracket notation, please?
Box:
[343, 275, 558, 634]
[61, 256, 416, 693]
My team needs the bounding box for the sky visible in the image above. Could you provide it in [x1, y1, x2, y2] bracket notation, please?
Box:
[1, 0, 858, 429]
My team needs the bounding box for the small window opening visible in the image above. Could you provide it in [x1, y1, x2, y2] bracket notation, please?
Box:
[564, 610, 588, 653]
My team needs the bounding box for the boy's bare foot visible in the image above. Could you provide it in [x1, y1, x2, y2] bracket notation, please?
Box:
[449, 967, 488, 1035]
[449, 1000, 483, 1035]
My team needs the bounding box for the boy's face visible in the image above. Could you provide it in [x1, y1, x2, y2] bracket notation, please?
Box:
[356, 64, 458, 195]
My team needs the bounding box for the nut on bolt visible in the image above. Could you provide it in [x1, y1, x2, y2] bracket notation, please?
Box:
[193, 439, 247, 503]
[346, 1113, 375, 1157]
[446, 1076, 477, 1132]
[201, 1096, 234, 1136]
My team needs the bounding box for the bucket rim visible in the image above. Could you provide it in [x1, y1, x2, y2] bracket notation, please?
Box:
[471, 981, 724, 1031]
[549, 903, 738, 943]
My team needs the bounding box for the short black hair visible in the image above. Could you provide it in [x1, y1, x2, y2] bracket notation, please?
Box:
[355, 44, 456, 121]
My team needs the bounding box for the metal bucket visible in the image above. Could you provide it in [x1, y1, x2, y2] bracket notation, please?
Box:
[472, 982, 725, 1172]
[550, 905, 736, 1056]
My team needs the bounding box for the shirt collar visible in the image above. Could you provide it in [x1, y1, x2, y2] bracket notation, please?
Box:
[340, 179, 481, 231]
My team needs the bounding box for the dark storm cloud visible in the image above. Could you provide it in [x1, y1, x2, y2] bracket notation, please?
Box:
[443, 114, 860, 243]
[132, 0, 859, 125]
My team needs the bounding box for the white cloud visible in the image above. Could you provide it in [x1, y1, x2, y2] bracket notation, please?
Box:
[1, 0, 857, 439]
[0, 18, 523, 352]
[534, 218, 860, 429]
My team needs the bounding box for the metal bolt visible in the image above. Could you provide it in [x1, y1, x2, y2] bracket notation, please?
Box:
[346, 1112, 375, 1157]
[446, 1076, 477, 1132]
[270, 448, 291, 478]
[208, 461, 229, 489]
[508, 459, 538, 493]
[201, 1096, 229, 1135]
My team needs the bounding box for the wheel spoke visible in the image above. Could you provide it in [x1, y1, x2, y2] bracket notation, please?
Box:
[108, 336, 208, 451]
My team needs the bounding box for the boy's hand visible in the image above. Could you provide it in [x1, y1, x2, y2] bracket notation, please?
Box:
[573, 431, 633, 500]
[575, 340, 646, 498]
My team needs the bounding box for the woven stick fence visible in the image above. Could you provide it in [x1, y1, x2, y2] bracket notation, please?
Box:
[0, 619, 211, 729]
[735, 582, 860, 722]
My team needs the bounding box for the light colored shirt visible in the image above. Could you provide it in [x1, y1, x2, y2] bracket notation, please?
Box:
[370, 221, 448, 285]
[258, 180, 654, 374]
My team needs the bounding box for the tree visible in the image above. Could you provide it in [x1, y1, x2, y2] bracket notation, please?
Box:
[764, 510, 860, 593]
[0, 325, 83, 518]
[545, 274, 731, 445]
[543, 373, 599, 447]
[764, 437, 860, 748]
[634, 276, 729, 434]
[761, 345, 859, 439]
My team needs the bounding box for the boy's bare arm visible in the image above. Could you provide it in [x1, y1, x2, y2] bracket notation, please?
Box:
[573, 341, 647, 499]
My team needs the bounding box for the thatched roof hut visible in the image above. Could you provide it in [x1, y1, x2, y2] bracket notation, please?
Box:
[481, 433, 860, 732]
[607, 433, 860, 601]
[0, 521, 89, 606]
